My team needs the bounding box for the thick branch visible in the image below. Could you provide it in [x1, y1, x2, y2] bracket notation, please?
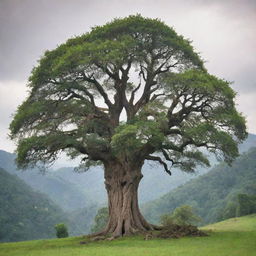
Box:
[145, 155, 172, 175]
[82, 73, 113, 108]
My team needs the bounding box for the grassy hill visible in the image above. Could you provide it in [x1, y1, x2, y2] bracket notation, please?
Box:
[0, 214, 255, 256]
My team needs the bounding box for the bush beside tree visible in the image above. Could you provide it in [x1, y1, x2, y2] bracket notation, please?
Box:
[161, 205, 202, 227]
[55, 223, 69, 238]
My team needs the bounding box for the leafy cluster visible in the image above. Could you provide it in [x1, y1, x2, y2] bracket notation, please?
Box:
[55, 223, 69, 238]
[160, 205, 202, 226]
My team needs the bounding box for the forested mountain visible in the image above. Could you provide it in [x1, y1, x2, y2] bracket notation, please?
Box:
[67, 206, 99, 236]
[0, 133, 255, 240]
[0, 150, 93, 212]
[0, 168, 66, 242]
[142, 147, 256, 225]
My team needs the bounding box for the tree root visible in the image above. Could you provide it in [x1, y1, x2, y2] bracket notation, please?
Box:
[88, 223, 164, 241]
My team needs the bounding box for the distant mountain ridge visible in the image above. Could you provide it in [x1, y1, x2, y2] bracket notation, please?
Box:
[0, 151, 93, 212]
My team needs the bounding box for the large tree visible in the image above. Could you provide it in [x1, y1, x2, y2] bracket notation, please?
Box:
[10, 15, 247, 237]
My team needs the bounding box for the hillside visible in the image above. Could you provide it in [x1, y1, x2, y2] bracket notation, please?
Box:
[0, 214, 255, 256]
[0, 168, 66, 242]
[142, 147, 256, 225]
[0, 150, 93, 212]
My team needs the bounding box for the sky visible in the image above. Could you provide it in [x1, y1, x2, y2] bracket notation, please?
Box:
[0, 0, 255, 154]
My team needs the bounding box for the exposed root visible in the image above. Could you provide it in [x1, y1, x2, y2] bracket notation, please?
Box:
[90, 235, 106, 242]
[88, 222, 162, 240]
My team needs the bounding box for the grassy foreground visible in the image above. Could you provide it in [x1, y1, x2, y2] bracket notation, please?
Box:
[1, 215, 255, 256]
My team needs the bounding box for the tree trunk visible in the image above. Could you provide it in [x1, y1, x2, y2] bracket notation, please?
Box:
[100, 159, 154, 237]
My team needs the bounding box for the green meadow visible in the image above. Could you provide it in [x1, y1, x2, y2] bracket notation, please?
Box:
[0, 214, 255, 256]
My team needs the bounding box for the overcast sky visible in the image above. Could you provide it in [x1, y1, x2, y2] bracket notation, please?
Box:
[0, 0, 255, 153]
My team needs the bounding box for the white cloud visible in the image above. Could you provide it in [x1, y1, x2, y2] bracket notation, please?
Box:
[0, 80, 27, 152]
[236, 92, 256, 135]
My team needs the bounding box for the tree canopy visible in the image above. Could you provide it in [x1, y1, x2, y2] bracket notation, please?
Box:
[10, 15, 246, 173]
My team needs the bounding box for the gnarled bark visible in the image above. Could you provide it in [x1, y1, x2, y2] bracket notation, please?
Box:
[98, 159, 155, 237]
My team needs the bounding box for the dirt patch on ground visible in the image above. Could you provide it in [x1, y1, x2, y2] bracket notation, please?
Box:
[154, 224, 207, 239]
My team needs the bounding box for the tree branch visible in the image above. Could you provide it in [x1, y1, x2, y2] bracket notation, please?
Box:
[82, 73, 113, 108]
[145, 155, 172, 176]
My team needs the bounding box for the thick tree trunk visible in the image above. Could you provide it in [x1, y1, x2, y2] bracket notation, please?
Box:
[99, 159, 155, 237]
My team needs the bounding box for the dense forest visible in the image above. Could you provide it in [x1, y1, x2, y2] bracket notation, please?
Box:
[0, 168, 66, 242]
[142, 147, 256, 225]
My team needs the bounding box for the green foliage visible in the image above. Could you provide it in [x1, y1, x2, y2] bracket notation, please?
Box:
[90, 207, 109, 233]
[160, 205, 201, 226]
[160, 69, 246, 165]
[111, 120, 165, 156]
[55, 223, 69, 238]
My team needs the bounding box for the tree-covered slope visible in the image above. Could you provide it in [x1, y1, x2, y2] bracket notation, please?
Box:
[142, 147, 256, 225]
[0, 150, 93, 212]
[0, 168, 66, 242]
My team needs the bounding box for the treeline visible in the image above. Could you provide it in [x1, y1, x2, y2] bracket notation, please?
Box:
[221, 193, 256, 220]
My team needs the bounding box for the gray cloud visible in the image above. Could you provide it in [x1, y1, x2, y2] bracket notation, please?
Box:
[0, 0, 255, 152]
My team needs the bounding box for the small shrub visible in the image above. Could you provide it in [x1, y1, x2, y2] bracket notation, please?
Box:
[160, 213, 175, 227]
[160, 205, 202, 227]
[55, 223, 68, 238]
[158, 205, 206, 239]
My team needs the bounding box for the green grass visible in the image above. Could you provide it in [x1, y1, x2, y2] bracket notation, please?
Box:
[1, 215, 256, 256]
